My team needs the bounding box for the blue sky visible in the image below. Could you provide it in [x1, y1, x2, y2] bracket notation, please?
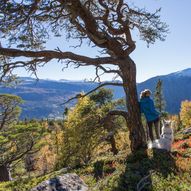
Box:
[14, 0, 191, 82]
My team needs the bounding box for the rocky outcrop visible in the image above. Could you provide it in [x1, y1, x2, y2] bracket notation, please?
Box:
[31, 173, 88, 191]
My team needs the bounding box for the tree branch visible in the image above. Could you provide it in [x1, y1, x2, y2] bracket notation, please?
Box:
[0, 58, 50, 81]
[66, 0, 126, 57]
[0, 47, 117, 79]
[0, 47, 116, 65]
[100, 109, 129, 126]
[106, 110, 128, 119]
[98, 65, 121, 76]
[61, 82, 124, 105]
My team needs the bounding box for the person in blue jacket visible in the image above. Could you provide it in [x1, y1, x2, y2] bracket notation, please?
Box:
[140, 89, 160, 141]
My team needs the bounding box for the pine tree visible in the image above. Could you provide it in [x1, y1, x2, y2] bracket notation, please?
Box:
[154, 79, 166, 116]
[59, 89, 125, 167]
[0, 94, 45, 181]
[0, 1, 168, 152]
[90, 88, 125, 155]
[60, 96, 102, 168]
[154, 79, 167, 133]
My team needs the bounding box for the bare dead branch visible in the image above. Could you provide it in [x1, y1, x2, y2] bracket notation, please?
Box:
[93, 66, 102, 83]
[61, 82, 123, 105]
[0, 57, 50, 82]
[98, 65, 121, 76]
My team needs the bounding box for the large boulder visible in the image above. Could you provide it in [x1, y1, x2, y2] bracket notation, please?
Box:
[31, 173, 88, 191]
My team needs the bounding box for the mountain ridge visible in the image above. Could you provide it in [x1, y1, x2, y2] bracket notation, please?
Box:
[0, 68, 191, 119]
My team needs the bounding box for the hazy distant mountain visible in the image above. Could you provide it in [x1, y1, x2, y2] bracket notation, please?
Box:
[0, 68, 191, 119]
[0, 78, 123, 119]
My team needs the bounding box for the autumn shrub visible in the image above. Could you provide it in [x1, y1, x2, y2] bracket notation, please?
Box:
[58, 97, 103, 168]
[180, 100, 191, 127]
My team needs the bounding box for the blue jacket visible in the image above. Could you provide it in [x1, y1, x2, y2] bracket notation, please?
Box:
[139, 97, 159, 122]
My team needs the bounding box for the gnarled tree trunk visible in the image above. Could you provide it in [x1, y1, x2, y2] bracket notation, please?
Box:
[0, 165, 11, 182]
[119, 57, 146, 152]
[109, 135, 118, 155]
